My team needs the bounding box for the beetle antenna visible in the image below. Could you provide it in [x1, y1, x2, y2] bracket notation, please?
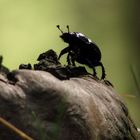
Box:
[56, 25, 63, 33]
[66, 25, 70, 33]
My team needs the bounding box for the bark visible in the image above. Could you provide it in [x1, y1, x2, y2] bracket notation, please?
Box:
[0, 50, 139, 140]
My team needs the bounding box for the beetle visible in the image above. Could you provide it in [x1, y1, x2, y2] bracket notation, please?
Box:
[57, 25, 106, 79]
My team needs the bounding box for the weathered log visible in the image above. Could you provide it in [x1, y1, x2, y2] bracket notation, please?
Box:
[0, 50, 139, 140]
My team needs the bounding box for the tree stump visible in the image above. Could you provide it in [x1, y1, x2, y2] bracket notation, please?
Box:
[0, 50, 139, 140]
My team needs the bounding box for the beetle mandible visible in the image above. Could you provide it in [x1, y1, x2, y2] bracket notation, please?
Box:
[57, 25, 106, 79]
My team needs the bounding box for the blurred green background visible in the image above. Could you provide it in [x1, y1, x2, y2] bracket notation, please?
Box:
[0, 0, 140, 127]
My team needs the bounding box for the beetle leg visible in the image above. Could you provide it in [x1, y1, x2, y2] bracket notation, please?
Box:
[69, 51, 76, 66]
[66, 51, 76, 66]
[98, 62, 106, 79]
[84, 58, 98, 78]
[71, 57, 76, 66]
[58, 46, 71, 60]
[93, 67, 97, 77]
[67, 53, 72, 65]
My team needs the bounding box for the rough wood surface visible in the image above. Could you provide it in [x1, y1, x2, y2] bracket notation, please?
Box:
[0, 51, 139, 140]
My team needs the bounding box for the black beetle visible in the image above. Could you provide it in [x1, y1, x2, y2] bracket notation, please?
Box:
[57, 25, 106, 79]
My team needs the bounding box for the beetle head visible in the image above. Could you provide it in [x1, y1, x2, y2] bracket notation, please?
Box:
[57, 25, 72, 43]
